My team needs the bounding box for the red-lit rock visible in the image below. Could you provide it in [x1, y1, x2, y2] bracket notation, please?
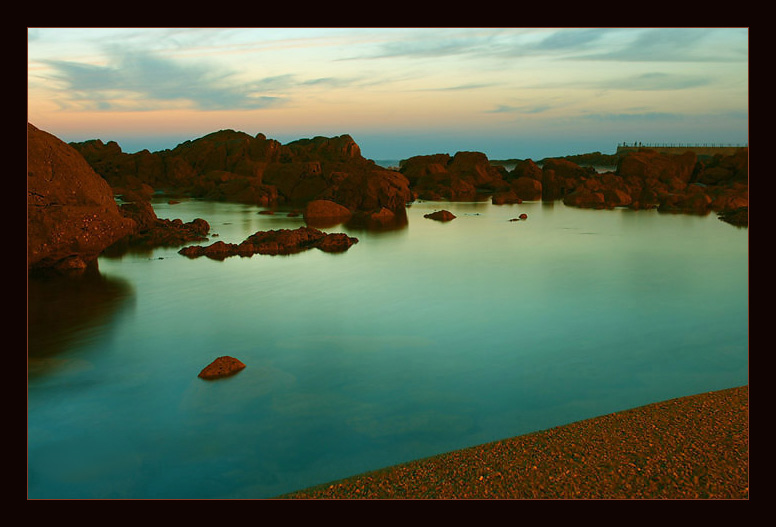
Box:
[303, 199, 353, 226]
[179, 226, 358, 259]
[27, 123, 136, 272]
[198, 356, 246, 380]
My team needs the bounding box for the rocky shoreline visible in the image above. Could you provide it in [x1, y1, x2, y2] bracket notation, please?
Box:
[280, 385, 749, 499]
[27, 122, 748, 274]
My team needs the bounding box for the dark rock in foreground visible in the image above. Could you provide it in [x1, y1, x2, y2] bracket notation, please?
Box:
[27, 123, 136, 272]
[179, 226, 358, 259]
[423, 210, 456, 222]
[198, 356, 246, 380]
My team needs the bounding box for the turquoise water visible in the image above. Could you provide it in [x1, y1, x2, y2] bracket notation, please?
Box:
[27, 198, 749, 499]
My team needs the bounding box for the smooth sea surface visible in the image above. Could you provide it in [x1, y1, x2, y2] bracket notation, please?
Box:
[27, 197, 749, 499]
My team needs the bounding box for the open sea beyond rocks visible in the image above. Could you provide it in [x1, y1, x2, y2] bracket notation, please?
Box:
[27, 197, 749, 499]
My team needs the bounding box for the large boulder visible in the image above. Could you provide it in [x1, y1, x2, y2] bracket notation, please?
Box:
[563, 188, 606, 209]
[303, 199, 353, 226]
[27, 123, 136, 272]
[508, 159, 543, 181]
[511, 176, 543, 201]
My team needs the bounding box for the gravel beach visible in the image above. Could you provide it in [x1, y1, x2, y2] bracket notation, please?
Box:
[280, 385, 748, 499]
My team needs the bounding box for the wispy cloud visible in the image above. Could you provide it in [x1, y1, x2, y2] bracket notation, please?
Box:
[349, 27, 747, 65]
[521, 71, 716, 93]
[574, 28, 748, 62]
[353, 29, 500, 60]
[487, 104, 555, 114]
[528, 28, 611, 52]
[412, 82, 499, 92]
[604, 72, 712, 91]
[40, 47, 287, 112]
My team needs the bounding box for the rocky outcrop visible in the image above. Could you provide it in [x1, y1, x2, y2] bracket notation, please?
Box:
[498, 159, 543, 201]
[179, 226, 358, 259]
[492, 160, 543, 204]
[617, 149, 698, 190]
[424, 210, 456, 222]
[198, 356, 246, 380]
[72, 131, 411, 227]
[69, 128, 748, 227]
[536, 148, 750, 220]
[317, 168, 412, 219]
[539, 158, 597, 202]
[27, 123, 136, 272]
[400, 151, 508, 200]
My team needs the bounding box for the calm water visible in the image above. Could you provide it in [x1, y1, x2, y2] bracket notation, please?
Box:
[27, 198, 749, 499]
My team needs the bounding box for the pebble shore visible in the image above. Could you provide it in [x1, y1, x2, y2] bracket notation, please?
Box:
[280, 385, 748, 499]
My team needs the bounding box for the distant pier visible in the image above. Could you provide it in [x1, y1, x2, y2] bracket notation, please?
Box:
[616, 142, 748, 157]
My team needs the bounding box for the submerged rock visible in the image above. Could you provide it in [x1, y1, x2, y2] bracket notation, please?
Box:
[198, 356, 246, 380]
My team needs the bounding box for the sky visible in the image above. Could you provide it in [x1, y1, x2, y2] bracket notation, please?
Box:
[27, 27, 749, 161]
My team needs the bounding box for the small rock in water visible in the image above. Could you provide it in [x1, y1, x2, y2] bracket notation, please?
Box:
[198, 356, 246, 380]
[424, 210, 456, 222]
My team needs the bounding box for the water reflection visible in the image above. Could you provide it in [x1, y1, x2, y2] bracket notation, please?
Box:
[28, 264, 135, 376]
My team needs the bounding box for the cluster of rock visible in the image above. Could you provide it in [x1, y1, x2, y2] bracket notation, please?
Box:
[71, 130, 412, 229]
[178, 226, 358, 260]
[104, 199, 212, 256]
[400, 151, 508, 201]
[69, 126, 748, 229]
[29, 123, 215, 272]
[397, 147, 748, 226]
